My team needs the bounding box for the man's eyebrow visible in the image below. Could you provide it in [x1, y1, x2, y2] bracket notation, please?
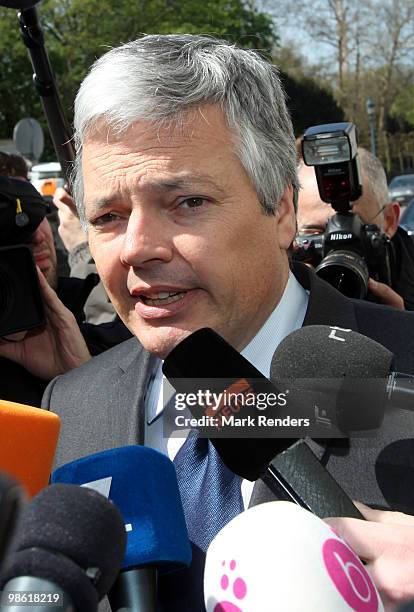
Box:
[153, 175, 223, 191]
[86, 195, 119, 216]
[86, 174, 225, 213]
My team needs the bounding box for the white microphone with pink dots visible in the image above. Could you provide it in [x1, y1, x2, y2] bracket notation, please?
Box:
[204, 501, 384, 612]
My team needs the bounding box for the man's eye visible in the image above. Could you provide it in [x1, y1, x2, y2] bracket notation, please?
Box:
[178, 197, 206, 210]
[89, 212, 121, 227]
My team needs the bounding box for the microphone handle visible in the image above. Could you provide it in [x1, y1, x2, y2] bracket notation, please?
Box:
[262, 464, 313, 510]
[388, 372, 414, 411]
[108, 568, 157, 612]
[263, 441, 365, 520]
[0, 577, 74, 612]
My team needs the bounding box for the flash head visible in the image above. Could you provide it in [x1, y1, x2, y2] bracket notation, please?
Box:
[302, 123, 358, 166]
[301, 122, 362, 209]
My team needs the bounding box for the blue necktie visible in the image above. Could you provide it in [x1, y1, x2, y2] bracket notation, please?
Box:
[173, 433, 244, 552]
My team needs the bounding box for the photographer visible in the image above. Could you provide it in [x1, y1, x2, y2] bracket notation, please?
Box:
[53, 186, 124, 326]
[296, 147, 414, 310]
[0, 171, 131, 406]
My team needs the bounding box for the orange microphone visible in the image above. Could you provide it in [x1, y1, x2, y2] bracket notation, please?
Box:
[0, 399, 60, 497]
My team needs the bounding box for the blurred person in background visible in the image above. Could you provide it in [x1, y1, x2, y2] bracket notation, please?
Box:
[53, 186, 121, 325]
[0, 152, 131, 406]
[297, 148, 414, 310]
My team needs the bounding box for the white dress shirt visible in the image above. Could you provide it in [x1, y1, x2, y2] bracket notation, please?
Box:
[144, 270, 309, 507]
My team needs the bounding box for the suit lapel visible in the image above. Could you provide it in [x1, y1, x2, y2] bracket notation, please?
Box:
[117, 342, 158, 446]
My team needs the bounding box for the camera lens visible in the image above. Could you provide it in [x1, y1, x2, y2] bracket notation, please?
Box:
[316, 250, 369, 299]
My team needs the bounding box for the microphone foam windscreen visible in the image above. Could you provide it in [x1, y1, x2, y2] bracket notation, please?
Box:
[271, 325, 393, 380]
[0, 400, 60, 497]
[0, 548, 98, 612]
[0, 483, 126, 601]
[52, 446, 192, 570]
[271, 325, 394, 432]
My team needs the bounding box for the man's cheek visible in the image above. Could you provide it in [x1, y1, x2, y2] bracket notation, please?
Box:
[90, 250, 126, 298]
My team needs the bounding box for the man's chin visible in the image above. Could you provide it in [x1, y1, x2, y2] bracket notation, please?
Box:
[132, 325, 202, 359]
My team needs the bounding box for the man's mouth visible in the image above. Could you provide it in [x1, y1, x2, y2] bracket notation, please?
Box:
[139, 291, 188, 306]
[33, 251, 49, 264]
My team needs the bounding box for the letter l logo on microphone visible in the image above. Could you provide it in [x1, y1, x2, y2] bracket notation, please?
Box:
[81, 477, 133, 532]
[329, 327, 352, 342]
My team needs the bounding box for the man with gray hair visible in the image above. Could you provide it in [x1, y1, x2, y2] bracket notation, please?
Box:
[7, 34, 414, 609]
[297, 147, 414, 310]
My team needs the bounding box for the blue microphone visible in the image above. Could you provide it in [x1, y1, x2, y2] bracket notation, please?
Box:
[52, 445, 192, 612]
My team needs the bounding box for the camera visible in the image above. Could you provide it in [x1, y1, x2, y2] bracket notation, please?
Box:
[0, 176, 48, 338]
[294, 122, 394, 299]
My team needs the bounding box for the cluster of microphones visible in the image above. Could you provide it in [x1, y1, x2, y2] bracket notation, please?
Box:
[0, 324, 414, 611]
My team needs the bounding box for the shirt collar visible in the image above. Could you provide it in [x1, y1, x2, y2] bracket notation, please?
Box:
[241, 270, 308, 377]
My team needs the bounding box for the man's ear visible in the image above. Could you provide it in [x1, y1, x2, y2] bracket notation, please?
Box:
[383, 201, 400, 238]
[276, 184, 297, 250]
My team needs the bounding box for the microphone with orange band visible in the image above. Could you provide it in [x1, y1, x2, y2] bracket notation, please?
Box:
[0, 399, 60, 498]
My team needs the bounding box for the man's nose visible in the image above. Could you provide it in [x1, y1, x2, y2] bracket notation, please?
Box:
[120, 209, 173, 268]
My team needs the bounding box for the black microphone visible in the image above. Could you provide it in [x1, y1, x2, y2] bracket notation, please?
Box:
[0, 1, 40, 7]
[0, 483, 126, 612]
[271, 325, 414, 431]
[163, 328, 365, 519]
[0, 474, 24, 573]
[163, 327, 296, 481]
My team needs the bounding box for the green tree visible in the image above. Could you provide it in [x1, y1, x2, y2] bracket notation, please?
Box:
[0, 0, 277, 161]
[272, 46, 345, 136]
[0, 9, 48, 146]
[280, 72, 345, 136]
[263, 0, 414, 172]
[390, 84, 414, 130]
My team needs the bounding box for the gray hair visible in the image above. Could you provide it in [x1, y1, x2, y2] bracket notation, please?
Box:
[72, 34, 298, 225]
[357, 147, 390, 214]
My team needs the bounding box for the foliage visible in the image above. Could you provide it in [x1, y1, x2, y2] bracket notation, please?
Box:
[280, 71, 345, 136]
[264, 0, 414, 173]
[0, 0, 277, 160]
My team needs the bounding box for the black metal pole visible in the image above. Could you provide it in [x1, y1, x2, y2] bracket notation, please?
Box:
[17, 6, 75, 186]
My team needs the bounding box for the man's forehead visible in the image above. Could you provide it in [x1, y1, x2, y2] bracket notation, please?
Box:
[83, 104, 231, 147]
[81, 106, 246, 210]
[297, 166, 333, 228]
[297, 196, 333, 229]
[84, 171, 227, 215]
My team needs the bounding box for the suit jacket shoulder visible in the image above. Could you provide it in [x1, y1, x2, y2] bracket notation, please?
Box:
[353, 298, 414, 372]
[43, 337, 156, 467]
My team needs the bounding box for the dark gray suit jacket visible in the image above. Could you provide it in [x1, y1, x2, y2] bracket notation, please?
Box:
[42, 263, 414, 610]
